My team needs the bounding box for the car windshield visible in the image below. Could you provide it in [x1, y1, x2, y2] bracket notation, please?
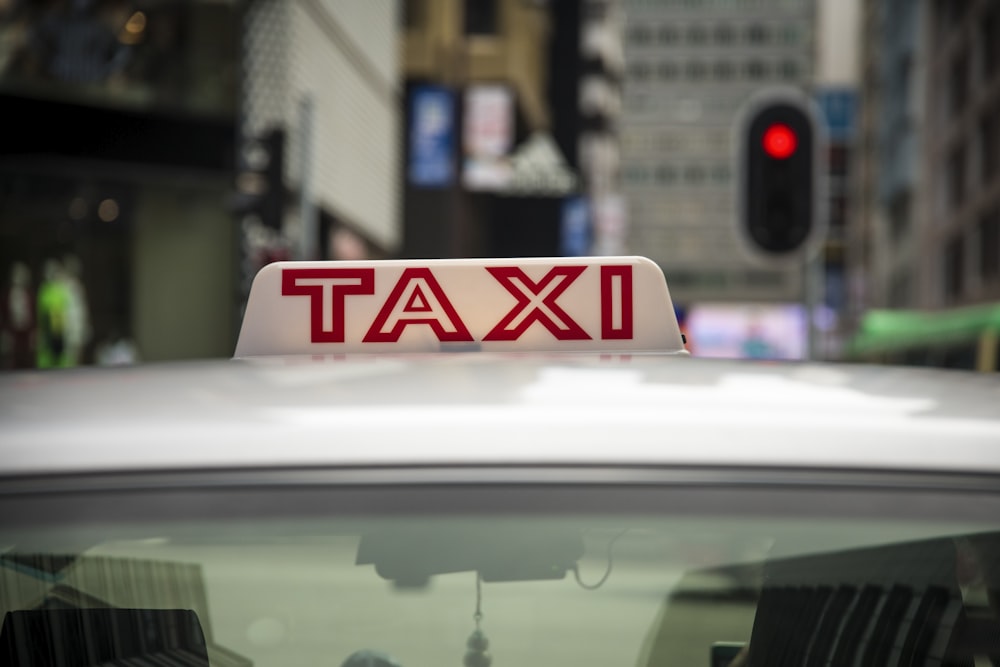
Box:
[3, 482, 1000, 667]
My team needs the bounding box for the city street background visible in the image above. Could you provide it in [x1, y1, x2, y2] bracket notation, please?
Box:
[1, 0, 998, 371]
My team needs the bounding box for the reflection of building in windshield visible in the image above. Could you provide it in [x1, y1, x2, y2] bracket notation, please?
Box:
[0, 554, 252, 667]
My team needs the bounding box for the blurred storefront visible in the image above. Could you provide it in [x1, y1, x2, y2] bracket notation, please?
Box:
[0, 0, 240, 366]
[399, 0, 582, 259]
[0, 0, 403, 366]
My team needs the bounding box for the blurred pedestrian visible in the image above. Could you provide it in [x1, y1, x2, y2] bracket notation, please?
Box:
[36, 258, 71, 369]
[62, 253, 92, 365]
[1, 261, 36, 369]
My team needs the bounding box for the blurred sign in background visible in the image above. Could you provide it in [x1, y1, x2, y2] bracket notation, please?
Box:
[686, 303, 808, 361]
[409, 85, 456, 188]
[462, 84, 514, 191]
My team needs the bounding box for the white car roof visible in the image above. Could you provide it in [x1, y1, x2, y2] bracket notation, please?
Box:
[3, 353, 1000, 476]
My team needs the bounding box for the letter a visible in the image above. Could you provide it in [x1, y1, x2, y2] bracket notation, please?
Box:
[364, 268, 474, 342]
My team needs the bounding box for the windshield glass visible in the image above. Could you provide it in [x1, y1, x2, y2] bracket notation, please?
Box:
[3, 483, 999, 667]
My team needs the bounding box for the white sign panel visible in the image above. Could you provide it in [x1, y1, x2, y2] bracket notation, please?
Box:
[235, 257, 685, 356]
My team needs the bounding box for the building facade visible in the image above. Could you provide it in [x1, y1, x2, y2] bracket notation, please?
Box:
[239, 0, 402, 266]
[619, 0, 817, 305]
[922, 0, 1000, 308]
[579, 0, 628, 256]
[0, 0, 403, 367]
[850, 0, 999, 317]
[1, 0, 241, 366]
[399, 0, 587, 259]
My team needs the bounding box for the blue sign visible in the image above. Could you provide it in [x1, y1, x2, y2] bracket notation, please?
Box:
[560, 197, 591, 256]
[408, 86, 455, 187]
[816, 88, 857, 142]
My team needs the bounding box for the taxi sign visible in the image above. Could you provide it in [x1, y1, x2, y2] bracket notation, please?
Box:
[234, 256, 686, 357]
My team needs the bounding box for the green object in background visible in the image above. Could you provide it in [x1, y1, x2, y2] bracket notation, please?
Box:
[846, 302, 1000, 372]
[36, 276, 72, 369]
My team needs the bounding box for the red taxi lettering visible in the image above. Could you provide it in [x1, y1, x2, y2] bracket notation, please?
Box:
[282, 268, 375, 342]
[483, 266, 591, 341]
[363, 268, 474, 343]
[281, 264, 637, 346]
[601, 265, 634, 340]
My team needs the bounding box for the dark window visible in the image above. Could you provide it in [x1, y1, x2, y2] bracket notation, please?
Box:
[948, 145, 966, 212]
[464, 0, 497, 35]
[686, 25, 707, 45]
[625, 165, 650, 184]
[981, 208, 1000, 281]
[889, 272, 911, 308]
[402, 0, 424, 29]
[944, 235, 965, 300]
[658, 25, 679, 45]
[949, 52, 968, 113]
[983, 6, 998, 80]
[711, 165, 731, 184]
[685, 61, 706, 80]
[889, 194, 910, 242]
[981, 112, 998, 183]
[713, 61, 734, 80]
[829, 194, 847, 230]
[746, 24, 769, 45]
[779, 24, 799, 45]
[745, 60, 768, 80]
[829, 145, 848, 178]
[683, 165, 705, 184]
[779, 60, 799, 80]
[714, 25, 734, 45]
[658, 62, 679, 80]
[584, 3, 607, 21]
[941, 344, 977, 370]
[628, 25, 652, 45]
[628, 62, 651, 81]
[655, 166, 677, 184]
[944, 0, 970, 28]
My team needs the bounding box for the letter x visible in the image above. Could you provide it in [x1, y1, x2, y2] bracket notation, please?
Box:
[483, 266, 591, 341]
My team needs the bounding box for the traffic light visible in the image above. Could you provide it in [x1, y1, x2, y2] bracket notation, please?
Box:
[232, 128, 285, 230]
[737, 94, 825, 260]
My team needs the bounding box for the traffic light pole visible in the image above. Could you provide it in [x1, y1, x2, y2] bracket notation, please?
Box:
[297, 95, 318, 261]
[803, 251, 823, 362]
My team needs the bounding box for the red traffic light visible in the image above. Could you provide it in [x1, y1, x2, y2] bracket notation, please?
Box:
[762, 123, 797, 159]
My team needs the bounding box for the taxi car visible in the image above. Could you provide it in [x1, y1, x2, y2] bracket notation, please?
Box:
[2, 256, 1000, 667]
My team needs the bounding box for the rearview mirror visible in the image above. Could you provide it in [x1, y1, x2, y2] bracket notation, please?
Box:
[356, 525, 585, 587]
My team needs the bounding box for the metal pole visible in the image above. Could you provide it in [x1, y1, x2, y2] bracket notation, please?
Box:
[804, 249, 825, 361]
[298, 95, 318, 260]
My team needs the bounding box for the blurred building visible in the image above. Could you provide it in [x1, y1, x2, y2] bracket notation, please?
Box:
[579, 0, 627, 256]
[399, 0, 581, 259]
[238, 0, 401, 269]
[0, 0, 402, 366]
[922, 0, 999, 308]
[619, 0, 817, 306]
[0, 0, 241, 365]
[850, 0, 924, 320]
[810, 0, 860, 358]
[851, 0, 999, 315]
[813, 86, 856, 357]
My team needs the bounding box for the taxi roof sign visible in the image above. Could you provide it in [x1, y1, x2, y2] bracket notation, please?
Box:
[234, 256, 686, 357]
